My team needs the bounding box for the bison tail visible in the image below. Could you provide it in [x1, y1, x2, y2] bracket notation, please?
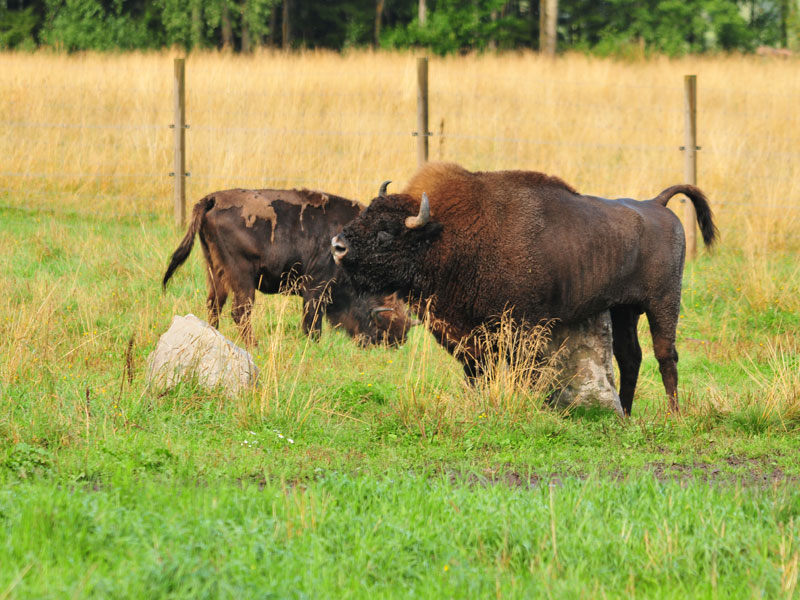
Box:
[652, 184, 719, 248]
[162, 196, 216, 289]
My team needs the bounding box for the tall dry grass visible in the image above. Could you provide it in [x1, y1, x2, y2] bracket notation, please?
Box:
[1, 49, 798, 252]
[1, 49, 799, 432]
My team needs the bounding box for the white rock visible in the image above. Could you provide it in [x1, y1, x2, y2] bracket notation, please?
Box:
[146, 314, 259, 396]
[547, 312, 623, 415]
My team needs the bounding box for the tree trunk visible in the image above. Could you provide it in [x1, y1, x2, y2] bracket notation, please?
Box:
[221, 0, 234, 51]
[242, 0, 251, 53]
[374, 0, 385, 48]
[780, 0, 789, 47]
[419, 0, 426, 25]
[282, 0, 291, 50]
[539, 0, 557, 55]
[268, 4, 276, 47]
[191, 1, 202, 49]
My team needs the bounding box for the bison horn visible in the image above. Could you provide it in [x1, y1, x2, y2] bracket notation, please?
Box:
[370, 307, 394, 315]
[405, 192, 431, 229]
[379, 180, 391, 198]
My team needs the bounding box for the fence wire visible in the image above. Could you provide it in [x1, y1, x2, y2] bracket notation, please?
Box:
[2, 77, 799, 220]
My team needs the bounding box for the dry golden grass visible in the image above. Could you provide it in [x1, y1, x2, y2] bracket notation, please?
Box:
[1, 49, 798, 253]
[1, 49, 799, 429]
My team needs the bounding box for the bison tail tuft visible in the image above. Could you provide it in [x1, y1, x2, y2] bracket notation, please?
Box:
[162, 196, 216, 289]
[652, 184, 719, 248]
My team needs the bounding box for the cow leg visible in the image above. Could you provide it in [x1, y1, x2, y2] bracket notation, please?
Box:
[231, 284, 256, 347]
[610, 306, 642, 416]
[206, 268, 228, 329]
[301, 292, 325, 339]
[645, 306, 681, 414]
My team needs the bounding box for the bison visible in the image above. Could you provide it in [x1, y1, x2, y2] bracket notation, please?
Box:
[331, 162, 718, 415]
[163, 187, 416, 347]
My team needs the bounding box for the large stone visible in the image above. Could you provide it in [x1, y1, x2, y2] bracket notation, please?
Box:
[546, 312, 622, 415]
[146, 314, 259, 396]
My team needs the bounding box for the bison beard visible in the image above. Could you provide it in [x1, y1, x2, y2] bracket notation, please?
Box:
[332, 162, 718, 415]
[162, 188, 415, 348]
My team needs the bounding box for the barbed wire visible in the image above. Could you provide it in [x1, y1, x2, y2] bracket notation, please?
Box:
[0, 187, 162, 204]
[6, 73, 799, 100]
[2, 178, 797, 212]
[1, 171, 165, 179]
[0, 201, 162, 222]
[721, 227, 800, 240]
[6, 116, 800, 160]
[715, 200, 800, 210]
[188, 124, 411, 137]
[7, 113, 800, 149]
[4, 200, 798, 240]
[1, 120, 164, 131]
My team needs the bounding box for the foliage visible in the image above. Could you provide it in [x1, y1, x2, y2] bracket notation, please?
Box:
[563, 0, 756, 55]
[41, 0, 161, 51]
[0, 0, 796, 54]
[0, 5, 38, 49]
[382, 0, 533, 54]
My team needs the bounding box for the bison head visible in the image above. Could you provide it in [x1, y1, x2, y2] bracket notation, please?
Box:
[331, 185, 442, 297]
[329, 292, 419, 347]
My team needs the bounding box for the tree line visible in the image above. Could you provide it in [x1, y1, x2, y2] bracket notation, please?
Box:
[1, 0, 798, 55]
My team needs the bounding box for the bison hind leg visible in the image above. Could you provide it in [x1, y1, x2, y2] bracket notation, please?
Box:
[610, 305, 643, 416]
[206, 267, 229, 329]
[231, 281, 256, 347]
[647, 314, 680, 414]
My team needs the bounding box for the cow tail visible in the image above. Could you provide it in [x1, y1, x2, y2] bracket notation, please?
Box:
[652, 184, 719, 248]
[162, 196, 216, 289]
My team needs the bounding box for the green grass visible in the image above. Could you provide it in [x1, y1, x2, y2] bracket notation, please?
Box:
[3, 473, 800, 599]
[2, 205, 800, 598]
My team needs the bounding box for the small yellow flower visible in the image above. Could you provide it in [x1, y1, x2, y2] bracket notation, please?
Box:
[443, 564, 449, 572]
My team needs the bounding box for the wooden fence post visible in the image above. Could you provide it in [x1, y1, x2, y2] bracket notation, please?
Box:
[416, 57, 429, 168]
[683, 74, 698, 260]
[172, 58, 187, 228]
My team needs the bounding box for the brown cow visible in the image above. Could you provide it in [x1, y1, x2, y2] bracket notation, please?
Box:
[332, 163, 718, 414]
[163, 187, 416, 347]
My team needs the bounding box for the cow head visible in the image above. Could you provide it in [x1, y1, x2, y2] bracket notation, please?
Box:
[331, 183, 442, 296]
[329, 292, 419, 347]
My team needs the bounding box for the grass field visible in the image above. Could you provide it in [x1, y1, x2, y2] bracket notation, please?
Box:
[1, 50, 799, 598]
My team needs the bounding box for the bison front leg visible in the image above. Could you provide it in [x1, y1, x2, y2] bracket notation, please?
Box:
[435, 327, 486, 382]
[610, 306, 643, 416]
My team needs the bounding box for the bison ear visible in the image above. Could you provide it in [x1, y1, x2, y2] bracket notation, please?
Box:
[405, 192, 431, 229]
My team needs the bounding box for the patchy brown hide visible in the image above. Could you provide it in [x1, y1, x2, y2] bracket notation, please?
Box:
[162, 188, 415, 347]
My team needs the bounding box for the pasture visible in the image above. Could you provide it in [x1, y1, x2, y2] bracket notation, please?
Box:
[1, 50, 800, 598]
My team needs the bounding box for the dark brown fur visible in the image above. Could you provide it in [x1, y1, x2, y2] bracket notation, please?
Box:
[333, 163, 718, 414]
[163, 188, 415, 347]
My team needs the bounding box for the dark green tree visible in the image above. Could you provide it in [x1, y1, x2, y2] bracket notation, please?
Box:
[0, 0, 793, 54]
